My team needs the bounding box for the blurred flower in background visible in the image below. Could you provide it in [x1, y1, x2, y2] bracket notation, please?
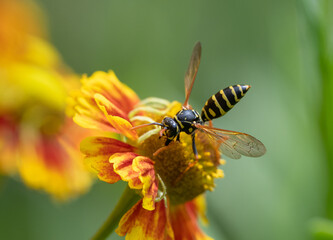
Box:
[0, 0, 93, 200]
[72, 71, 223, 239]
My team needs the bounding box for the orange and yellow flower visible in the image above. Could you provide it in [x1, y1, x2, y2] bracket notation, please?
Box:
[0, 0, 93, 200]
[72, 70, 224, 239]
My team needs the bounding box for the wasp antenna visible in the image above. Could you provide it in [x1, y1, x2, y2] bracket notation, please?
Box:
[131, 122, 163, 130]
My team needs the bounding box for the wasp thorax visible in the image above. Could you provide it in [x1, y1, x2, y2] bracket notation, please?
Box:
[174, 109, 202, 134]
[161, 117, 180, 139]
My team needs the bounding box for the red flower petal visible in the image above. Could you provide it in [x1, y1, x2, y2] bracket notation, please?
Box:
[133, 156, 158, 211]
[72, 71, 140, 134]
[95, 94, 138, 140]
[84, 71, 139, 115]
[94, 93, 128, 120]
[110, 153, 158, 210]
[110, 152, 142, 189]
[81, 137, 135, 184]
[170, 198, 213, 240]
[116, 200, 174, 240]
[18, 121, 92, 200]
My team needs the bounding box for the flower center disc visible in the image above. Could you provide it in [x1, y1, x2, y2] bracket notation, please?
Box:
[132, 99, 223, 205]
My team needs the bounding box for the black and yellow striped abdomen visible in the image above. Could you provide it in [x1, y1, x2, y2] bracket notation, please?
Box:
[201, 85, 250, 122]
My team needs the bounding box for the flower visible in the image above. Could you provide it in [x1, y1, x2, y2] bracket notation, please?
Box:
[73, 70, 224, 239]
[0, 0, 93, 200]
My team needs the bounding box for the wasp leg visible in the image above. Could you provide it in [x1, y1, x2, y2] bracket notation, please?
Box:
[153, 138, 173, 157]
[159, 128, 167, 139]
[176, 134, 180, 142]
[165, 138, 172, 146]
[191, 133, 198, 159]
[153, 145, 168, 157]
[173, 133, 199, 184]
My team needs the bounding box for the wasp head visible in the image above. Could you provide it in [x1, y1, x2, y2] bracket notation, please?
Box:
[161, 117, 180, 140]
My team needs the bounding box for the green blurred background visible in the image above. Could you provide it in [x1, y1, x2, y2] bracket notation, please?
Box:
[1, 0, 332, 239]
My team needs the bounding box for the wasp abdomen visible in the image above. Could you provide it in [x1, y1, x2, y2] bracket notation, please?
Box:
[201, 85, 250, 122]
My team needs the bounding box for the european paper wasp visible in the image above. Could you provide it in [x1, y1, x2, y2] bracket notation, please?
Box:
[132, 42, 266, 166]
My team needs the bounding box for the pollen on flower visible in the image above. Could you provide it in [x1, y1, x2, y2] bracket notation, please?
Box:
[204, 152, 211, 157]
[201, 160, 214, 168]
[215, 169, 224, 178]
[205, 175, 212, 181]
[196, 164, 203, 170]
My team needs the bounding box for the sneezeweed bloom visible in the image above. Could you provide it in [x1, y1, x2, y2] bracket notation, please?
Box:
[0, 0, 93, 200]
[72, 71, 224, 239]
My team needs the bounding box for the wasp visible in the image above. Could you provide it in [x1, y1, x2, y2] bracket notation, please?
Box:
[133, 42, 266, 166]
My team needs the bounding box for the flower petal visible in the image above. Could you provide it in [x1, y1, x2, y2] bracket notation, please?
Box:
[116, 200, 174, 240]
[132, 156, 158, 211]
[81, 136, 135, 156]
[95, 94, 138, 140]
[73, 94, 115, 132]
[110, 152, 142, 189]
[170, 196, 213, 240]
[107, 115, 138, 140]
[82, 71, 140, 114]
[110, 153, 158, 210]
[191, 194, 209, 225]
[94, 93, 128, 120]
[71, 71, 140, 134]
[81, 137, 135, 184]
[73, 113, 115, 132]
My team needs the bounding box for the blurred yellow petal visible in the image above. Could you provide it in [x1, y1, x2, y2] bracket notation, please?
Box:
[1, 62, 67, 111]
[0, 0, 46, 61]
[18, 121, 93, 200]
[0, 0, 93, 200]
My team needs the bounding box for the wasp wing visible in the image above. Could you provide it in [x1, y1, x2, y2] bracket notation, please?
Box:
[184, 42, 201, 109]
[196, 125, 266, 159]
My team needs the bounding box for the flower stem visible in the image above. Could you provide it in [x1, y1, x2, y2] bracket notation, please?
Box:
[317, 0, 333, 219]
[300, 0, 333, 220]
[91, 186, 141, 240]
